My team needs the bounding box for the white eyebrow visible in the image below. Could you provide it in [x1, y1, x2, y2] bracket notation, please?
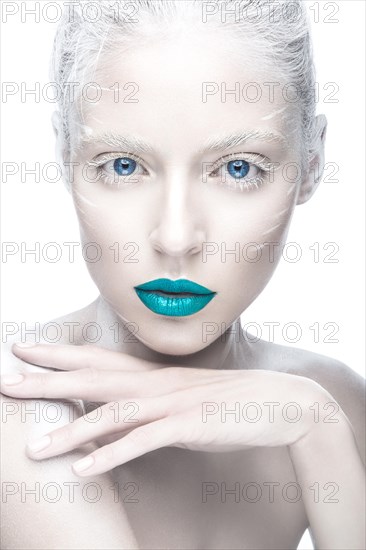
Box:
[79, 129, 288, 155]
[198, 130, 288, 153]
[79, 132, 155, 154]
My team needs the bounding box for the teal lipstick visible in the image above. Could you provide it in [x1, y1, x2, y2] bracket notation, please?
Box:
[134, 278, 217, 317]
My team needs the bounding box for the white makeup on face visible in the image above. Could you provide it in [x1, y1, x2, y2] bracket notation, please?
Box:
[73, 190, 99, 210]
[260, 107, 288, 121]
[68, 28, 303, 361]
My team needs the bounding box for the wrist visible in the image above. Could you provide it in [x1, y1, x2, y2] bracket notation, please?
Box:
[290, 406, 354, 456]
[292, 378, 354, 452]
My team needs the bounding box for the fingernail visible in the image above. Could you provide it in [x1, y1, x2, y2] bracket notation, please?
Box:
[1, 374, 25, 385]
[15, 341, 36, 348]
[27, 435, 51, 453]
[73, 456, 94, 473]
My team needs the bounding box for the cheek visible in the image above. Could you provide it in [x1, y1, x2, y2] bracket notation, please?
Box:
[204, 178, 297, 311]
[72, 178, 145, 246]
[71, 187, 135, 296]
[212, 174, 297, 257]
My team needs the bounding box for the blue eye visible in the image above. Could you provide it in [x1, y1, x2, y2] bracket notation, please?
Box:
[113, 157, 137, 176]
[227, 159, 250, 179]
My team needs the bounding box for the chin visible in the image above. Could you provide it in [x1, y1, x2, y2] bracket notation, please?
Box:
[135, 329, 207, 356]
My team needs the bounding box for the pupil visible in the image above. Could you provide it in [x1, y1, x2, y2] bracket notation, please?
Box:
[227, 160, 249, 179]
[114, 157, 136, 176]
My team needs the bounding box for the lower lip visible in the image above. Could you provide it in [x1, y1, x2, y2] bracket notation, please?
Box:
[134, 289, 216, 317]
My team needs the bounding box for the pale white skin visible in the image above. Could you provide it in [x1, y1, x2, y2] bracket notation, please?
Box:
[1, 27, 365, 550]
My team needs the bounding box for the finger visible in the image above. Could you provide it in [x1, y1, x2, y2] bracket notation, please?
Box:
[94, 426, 138, 447]
[11, 342, 155, 372]
[0, 368, 165, 401]
[25, 397, 168, 460]
[71, 416, 179, 476]
[0, 366, 238, 402]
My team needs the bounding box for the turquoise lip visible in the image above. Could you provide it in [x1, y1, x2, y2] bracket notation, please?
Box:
[134, 278, 217, 317]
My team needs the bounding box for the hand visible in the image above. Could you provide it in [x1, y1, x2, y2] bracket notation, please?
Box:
[1, 342, 341, 476]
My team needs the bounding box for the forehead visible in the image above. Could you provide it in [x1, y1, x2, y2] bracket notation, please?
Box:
[72, 30, 299, 157]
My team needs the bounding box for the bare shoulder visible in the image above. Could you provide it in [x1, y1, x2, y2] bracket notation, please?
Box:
[258, 340, 366, 464]
[0, 341, 138, 550]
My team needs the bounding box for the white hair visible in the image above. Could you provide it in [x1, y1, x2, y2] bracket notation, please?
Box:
[50, 0, 317, 169]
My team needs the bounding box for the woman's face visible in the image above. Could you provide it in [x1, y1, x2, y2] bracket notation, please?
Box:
[69, 29, 304, 355]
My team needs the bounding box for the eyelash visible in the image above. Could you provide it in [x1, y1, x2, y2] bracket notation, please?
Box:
[87, 151, 276, 192]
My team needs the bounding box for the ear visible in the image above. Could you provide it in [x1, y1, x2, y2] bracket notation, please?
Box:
[51, 111, 71, 193]
[297, 114, 327, 205]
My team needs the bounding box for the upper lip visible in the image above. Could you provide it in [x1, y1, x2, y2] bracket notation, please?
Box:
[134, 278, 216, 295]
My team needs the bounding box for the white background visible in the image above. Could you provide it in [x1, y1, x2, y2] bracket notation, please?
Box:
[1, 3, 365, 548]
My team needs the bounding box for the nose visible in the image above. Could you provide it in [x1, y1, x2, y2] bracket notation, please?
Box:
[148, 175, 207, 258]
